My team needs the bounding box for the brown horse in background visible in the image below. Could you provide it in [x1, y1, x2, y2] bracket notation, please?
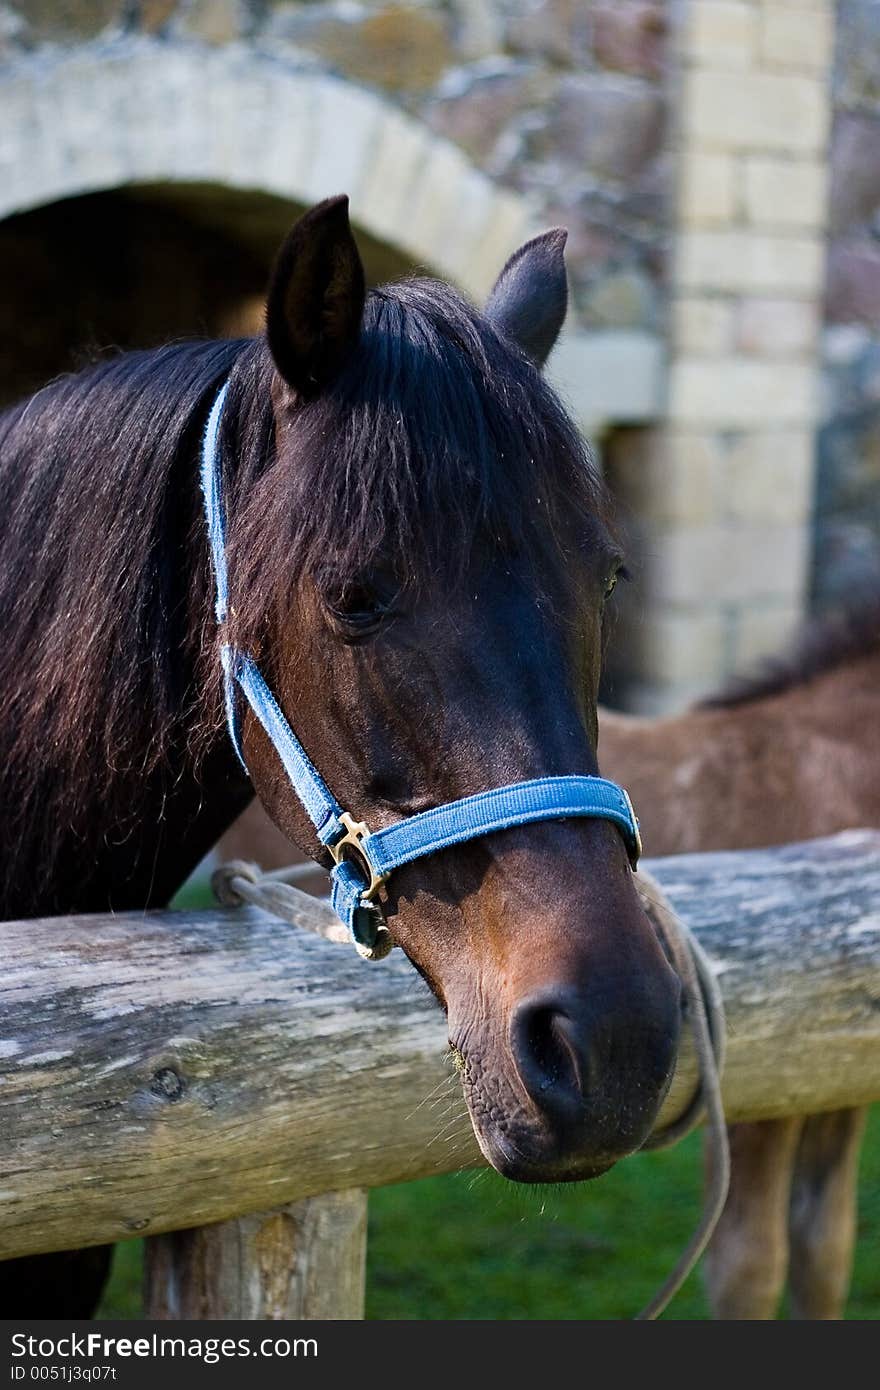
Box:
[221, 598, 879, 1318]
[600, 599, 879, 1318]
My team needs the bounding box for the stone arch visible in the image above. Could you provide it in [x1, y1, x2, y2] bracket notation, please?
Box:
[0, 36, 537, 300]
[0, 182, 421, 405]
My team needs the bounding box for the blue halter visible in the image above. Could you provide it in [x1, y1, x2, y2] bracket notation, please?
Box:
[201, 381, 642, 955]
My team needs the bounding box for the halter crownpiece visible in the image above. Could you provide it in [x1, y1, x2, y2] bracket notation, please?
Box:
[201, 380, 642, 959]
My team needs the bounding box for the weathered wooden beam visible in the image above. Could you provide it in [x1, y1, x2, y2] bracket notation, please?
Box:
[1, 830, 879, 1262]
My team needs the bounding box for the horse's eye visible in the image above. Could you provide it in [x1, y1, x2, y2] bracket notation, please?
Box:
[603, 565, 628, 601]
[326, 578, 396, 632]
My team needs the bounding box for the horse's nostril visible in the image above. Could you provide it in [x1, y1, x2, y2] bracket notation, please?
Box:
[511, 998, 590, 1112]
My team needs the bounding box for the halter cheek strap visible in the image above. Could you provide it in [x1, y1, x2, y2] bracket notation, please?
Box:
[201, 381, 642, 958]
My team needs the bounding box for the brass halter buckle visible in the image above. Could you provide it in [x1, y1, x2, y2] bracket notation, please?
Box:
[329, 811, 389, 902]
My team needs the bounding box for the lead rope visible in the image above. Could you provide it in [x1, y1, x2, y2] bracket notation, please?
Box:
[211, 857, 728, 1318]
[212, 858, 395, 959]
[632, 867, 729, 1319]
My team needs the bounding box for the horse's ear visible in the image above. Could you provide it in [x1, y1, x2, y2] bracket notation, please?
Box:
[266, 195, 366, 396]
[484, 229, 568, 368]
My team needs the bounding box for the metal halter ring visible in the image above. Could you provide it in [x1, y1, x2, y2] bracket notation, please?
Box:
[329, 811, 390, 901]
[620, 788, 643, 869]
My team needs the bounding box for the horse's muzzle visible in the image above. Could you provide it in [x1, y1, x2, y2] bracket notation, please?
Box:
[458, 971, 681, 1183]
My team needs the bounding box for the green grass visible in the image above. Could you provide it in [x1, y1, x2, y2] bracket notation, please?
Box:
[98, 1109, 880, 1320]
[96, 880, 879, 1319]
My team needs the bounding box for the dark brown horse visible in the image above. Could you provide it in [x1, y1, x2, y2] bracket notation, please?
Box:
[226, 597, 880, 1318]
[0, 197, 680, 1315]
[600, 601, 879, 1318]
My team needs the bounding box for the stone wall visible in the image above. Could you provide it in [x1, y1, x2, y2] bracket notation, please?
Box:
[0, 0, 673, 337]
[815, 0, 880, 610]
[2, 0, 876, 711]
[605, 0, 835, 711]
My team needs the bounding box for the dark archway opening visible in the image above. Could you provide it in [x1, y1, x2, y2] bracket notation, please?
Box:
[0, 182, 417, 407]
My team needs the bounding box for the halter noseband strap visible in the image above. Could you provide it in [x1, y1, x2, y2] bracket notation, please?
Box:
[201, 381, 642, 957]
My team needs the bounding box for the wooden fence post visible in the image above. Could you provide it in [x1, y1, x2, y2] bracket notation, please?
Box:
[143, 1190, 368, 1319]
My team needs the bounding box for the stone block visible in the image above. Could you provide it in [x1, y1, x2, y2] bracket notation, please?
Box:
[282, 7, 453, 94]
[744, 156, 827, 228]
[759, 4, 836, 71]
[734, 297, 819, 356]
[676, 229, 824, 294]
[448, 0, 504, 61]
[302, 79, 383, 208]
[425, 61, 542, 166]
[825, 239, 880, 329]
[549, 74, 666, 179]
[218, 63, 316, 201]
[682, 69, 830, 153]
[723, 429, 817, 522]
[669, 358, 818, 425]
[0, 74, 37, 216]
[827, 112, 880, 237]
[834, 0, 880, 107]
[462, 193, 537, 300]
[138, 0, 177, 33]
[180, 0, 246, 45]
[356, 107, 434, 250]
[644, 521, 811, 603]
[592, 3, 668, 80]
[687, 1, 757, 69]
[397, 135, 486, 279]
[14, 0, 123, 40]
[671, 297, 736, 355]
[436, 166, 505, 290]
[679, 151, 738, 225]
[505, 0, 593, 67]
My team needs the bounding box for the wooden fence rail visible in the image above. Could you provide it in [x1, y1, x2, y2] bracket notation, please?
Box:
[2, 830, 880, 1315]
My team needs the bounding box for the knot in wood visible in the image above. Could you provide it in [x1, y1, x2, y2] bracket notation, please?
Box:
[151, 1067, 186, 1102]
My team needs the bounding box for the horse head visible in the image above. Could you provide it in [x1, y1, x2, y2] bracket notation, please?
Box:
[221, 196, 680, 1183]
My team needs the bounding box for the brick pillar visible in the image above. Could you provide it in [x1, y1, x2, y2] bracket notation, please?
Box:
[606, 0, 835, 712]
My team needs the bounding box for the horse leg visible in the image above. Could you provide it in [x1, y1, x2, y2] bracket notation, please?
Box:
[703, 1117, 802, 1319]
[0, 1246, 115, 1317]
[787, 1107, 868, 1320]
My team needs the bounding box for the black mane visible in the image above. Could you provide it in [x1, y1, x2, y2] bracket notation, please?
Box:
[0, 275, 608, 902]
[699, 595, 880, 709]
[0, 336, 249, 904]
